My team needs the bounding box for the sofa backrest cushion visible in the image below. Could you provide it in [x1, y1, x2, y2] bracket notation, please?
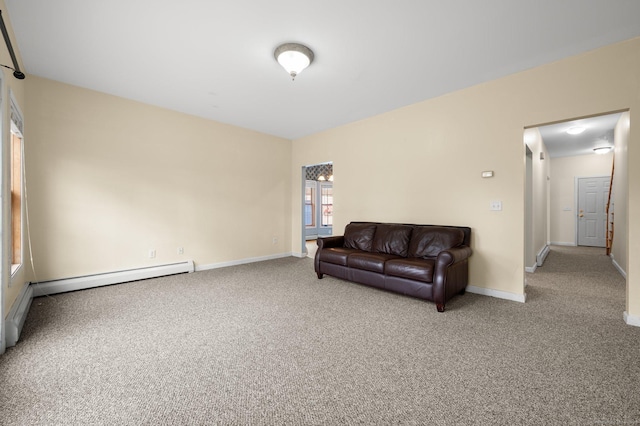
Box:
[343, 222, 378, 251]
[372, 224, 413, 257]
[408, 226, 465, 258]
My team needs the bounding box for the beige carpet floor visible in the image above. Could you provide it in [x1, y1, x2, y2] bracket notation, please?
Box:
[1, 245, 638, 425]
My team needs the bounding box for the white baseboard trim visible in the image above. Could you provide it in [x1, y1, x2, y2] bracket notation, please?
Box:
[195, 253, 293, 272]
[466, 285, 527, 303]
[292, 252, 307, 259]
[5, 283, 33, 347]
[537, 245, 550, 266]
[609, 254, 627, 279]
[550, 242, 576, 246]
[31, 261, 195, 297]
[525, 265, 537, 273]
[623, 311, 640, 327]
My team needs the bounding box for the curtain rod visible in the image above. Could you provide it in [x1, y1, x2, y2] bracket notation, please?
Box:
[0, 10, 25, 79]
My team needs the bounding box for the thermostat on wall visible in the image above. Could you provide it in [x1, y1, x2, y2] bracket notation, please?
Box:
[481, 171, 494, 178]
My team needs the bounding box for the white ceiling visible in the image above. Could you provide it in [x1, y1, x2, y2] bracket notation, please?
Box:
[5, 1, 640, 140]
[538, 113, 622, 158]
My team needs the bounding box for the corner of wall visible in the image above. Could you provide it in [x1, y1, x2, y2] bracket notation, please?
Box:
[623, 311, 640, 327]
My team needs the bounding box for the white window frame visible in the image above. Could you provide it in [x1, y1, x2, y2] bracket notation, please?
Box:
[9, 91, 25, 283]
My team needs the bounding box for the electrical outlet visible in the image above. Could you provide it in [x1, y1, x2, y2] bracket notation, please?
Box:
[177, 247, 184, 255]
[148, 249, 156, 258]
[272, 236, 278, 245]
[490, 201, 502, 211]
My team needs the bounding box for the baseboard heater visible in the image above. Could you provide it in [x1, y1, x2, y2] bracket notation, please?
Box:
[6, 283, 33, 347]
[537, 245, 550, 267]
[31, 260, 195, 297]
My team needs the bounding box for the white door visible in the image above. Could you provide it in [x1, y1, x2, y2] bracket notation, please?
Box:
[577, 176, 610, 247]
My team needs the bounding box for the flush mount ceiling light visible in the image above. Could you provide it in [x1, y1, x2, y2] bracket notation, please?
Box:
[566, 126, 586, 135]
[593, 147, 612, 155]
[274, 43, 314, 80]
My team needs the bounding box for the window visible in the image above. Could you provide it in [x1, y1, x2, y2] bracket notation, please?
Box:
[11, 129, 23, 270]
[305, 181, 316, 227]
[321, 185, 333, 226]
[10, 96, 24, 275]
[304, 172, 333, 240]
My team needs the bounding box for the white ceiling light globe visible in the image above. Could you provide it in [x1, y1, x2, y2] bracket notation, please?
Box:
[274, 43, 314, 80]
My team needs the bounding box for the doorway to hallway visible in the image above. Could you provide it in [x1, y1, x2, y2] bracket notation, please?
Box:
[524, 111, 629, 317]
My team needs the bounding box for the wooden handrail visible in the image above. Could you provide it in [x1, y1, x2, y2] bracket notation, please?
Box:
[605, 154, 615, 255]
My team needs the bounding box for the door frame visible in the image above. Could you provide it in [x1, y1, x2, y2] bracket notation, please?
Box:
[300, 166, 307, 257]
[524, 145, 534, 271]
[301, 161, 334, 256]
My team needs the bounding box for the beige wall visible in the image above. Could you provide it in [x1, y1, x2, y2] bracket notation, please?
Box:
[1, 0, 28, 324]
[524, 128, 550, 268]
[549, 152, 614, 246]
[24, 77, 292, 281]
[292, 37, 640, 310]
[612, 112, 629, 277]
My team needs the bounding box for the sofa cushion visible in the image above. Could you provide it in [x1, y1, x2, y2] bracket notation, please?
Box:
[385, 258, 436, 283]
[371, 224, 413, 257]
[408, 227, 465, 259]
[318, 247, 360, 266]
[348, 252, 401, 273]
[343, 223, 377, 251]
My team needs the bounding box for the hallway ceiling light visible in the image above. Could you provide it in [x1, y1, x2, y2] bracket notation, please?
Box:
[593, 146, 612, 155]
[566, 126, 586, 135]
[274, 43, 314, 80]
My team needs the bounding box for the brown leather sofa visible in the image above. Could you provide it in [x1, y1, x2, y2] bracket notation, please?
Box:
[314, 222, 472, 312]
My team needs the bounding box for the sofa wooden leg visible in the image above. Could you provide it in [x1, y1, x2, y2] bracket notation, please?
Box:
[436, 304, 445, 313]
[317, 272, 324, 279]
[459, 288, 466, 295]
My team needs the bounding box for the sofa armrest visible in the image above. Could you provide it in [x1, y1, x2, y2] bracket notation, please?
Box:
[433, 246, 473, 308]
[317, 235, 344, 250]
[315, 235, 345, 278]
[436, 246, 472, 269]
